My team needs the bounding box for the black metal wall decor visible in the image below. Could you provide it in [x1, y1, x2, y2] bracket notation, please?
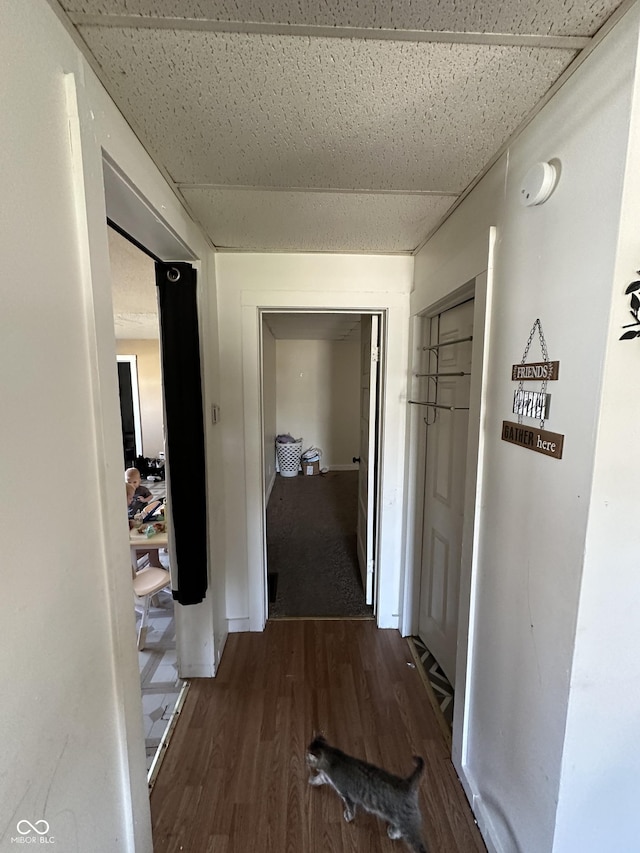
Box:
[620, 271, 640, 340]
[502, 318, 564, 460]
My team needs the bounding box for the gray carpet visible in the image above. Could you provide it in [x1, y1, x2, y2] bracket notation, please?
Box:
[267, 470, 372, 618]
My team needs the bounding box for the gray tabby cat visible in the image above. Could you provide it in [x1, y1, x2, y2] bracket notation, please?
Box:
[306, 735, 428, 852]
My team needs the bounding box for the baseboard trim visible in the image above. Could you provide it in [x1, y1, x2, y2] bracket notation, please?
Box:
[268, 615, 375, 622]
[265, 470, 276, 503]
[470, 794, 504, 853]
[147, 681, 190, 791]
[178, 664, 215, 677]
[214, 628, 229, 673]
[455, 765, 505, 853]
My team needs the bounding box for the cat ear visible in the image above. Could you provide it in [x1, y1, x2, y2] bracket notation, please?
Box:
[308, 733, 327, 750]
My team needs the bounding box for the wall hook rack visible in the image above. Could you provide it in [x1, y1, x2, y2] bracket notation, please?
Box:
[414, 318, 473, 426]
[422, 335, 473, 351]
[408, 400, 470, 411]
[414, 371, 471, 378]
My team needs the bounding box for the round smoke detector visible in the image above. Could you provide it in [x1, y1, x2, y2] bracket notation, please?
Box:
[520, 162, 558, 206]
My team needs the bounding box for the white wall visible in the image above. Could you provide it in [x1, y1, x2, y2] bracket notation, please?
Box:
[215, 253, 412, 631]
[411, 9, 640, 853]
[1, 1, 223, 849]
[552, 22, 640, 850]
[276, 339, 360, 468]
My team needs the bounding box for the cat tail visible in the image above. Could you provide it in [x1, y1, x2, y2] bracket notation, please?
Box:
[407, 756, 425, 788]
[407, 834, 429, 853]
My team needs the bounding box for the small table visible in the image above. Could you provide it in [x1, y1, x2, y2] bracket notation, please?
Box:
[129, 525, 171, 650]
[129, 524, 168, 572]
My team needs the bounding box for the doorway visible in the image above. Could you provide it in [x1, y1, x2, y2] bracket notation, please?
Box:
[107, 223, 187, 783]
[261, 311, 382, 618]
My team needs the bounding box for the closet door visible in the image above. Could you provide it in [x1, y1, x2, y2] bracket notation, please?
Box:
[418, 300, 473, 683]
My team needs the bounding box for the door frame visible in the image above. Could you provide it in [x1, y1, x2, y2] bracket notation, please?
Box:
[257, 308, 384, 621]
[240, 290, 410, 633]
[356, 313, 380, 606]
[99, 158, 211, 750]
[66, 66, 214, 850]
[403, 263, 493, 783]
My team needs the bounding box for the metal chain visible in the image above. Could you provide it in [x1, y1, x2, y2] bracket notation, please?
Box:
[537, 320, 550, 427]
[517, 319, 550, 429]
[519, 321, 538, 365]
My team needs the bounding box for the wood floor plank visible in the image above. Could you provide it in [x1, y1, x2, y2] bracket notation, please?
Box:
[150, 619, 486, 852]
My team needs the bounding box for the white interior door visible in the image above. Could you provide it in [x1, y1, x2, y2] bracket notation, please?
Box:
[418, 300, 473, 684]
[356, 314, 379, 605]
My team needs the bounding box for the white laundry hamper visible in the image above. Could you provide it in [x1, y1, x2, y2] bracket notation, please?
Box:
[275, 438, 303, 477]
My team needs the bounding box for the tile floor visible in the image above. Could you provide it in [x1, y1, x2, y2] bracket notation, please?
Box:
[132, 475, 186, 772]
[135, 584, 184, 769]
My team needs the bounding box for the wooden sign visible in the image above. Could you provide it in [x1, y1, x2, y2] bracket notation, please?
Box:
[511, 360, 559, 381]
[501, 420, 564, 459]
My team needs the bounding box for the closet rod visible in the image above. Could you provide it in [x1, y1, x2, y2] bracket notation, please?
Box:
[414, 371, 471, 377]
[408, 400, 470, 411]
[422, 335, 473, 351]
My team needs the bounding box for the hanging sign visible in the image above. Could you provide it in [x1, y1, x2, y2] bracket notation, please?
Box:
[513, 389, 550, 420]
[503, 319, 564, 460]
[501, 420, 564, 459]
[511, 360, 559, 381]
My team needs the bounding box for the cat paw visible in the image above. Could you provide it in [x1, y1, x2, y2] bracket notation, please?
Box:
[387, 825, 402, 839]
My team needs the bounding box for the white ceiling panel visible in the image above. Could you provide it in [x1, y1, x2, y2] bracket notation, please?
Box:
[78, 27, 575, 192]
[182, 188, 456, 252]
[65, 0, 621, 38]
[51, 0, 628, 253]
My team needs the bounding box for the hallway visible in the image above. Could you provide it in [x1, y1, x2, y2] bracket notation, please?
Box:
[150, 619, 485, 852]
[267, 470, 372, 617]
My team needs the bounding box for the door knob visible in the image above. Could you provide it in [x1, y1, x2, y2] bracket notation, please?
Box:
[352, 456, 361, 463]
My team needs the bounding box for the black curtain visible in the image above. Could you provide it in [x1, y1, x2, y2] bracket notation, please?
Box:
[155, 262, 207, 605]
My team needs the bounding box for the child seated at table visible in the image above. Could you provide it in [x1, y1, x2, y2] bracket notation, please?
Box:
[125, 466, 154, 518]
[127, 482, 165, 566]
[126, 482, 137, 528]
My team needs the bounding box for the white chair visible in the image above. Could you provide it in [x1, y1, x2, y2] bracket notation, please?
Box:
[133, 566, 171, 650]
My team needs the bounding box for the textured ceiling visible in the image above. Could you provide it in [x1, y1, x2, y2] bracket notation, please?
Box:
[108, 224, 363, 340]
[53, 0, 628, 253]
[108, 226, 159, 339]
[264, 312, 361, 342]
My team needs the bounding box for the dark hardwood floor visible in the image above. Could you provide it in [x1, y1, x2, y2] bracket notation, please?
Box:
[150, 619, 486, 852]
